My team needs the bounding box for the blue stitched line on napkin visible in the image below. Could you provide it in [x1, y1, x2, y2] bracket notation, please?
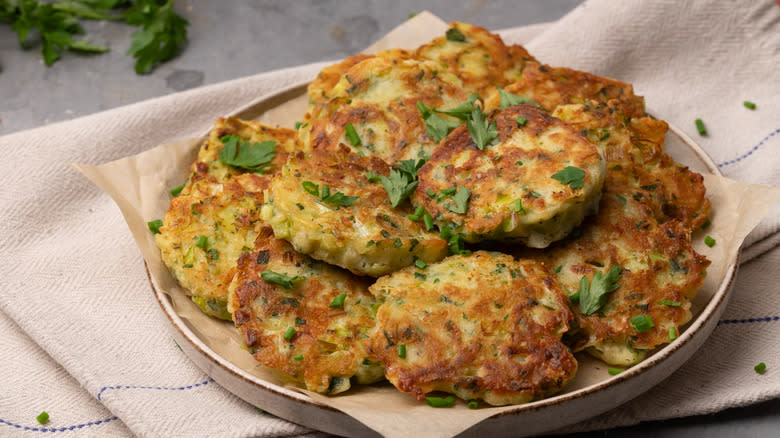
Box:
[718, 315, 780, 325]
[718, 128, 780, 167]
[0, 416, 118, 433]
[97, 378, 214, 400]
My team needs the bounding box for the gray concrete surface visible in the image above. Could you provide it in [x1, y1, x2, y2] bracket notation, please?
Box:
[1, 1, 777, 436]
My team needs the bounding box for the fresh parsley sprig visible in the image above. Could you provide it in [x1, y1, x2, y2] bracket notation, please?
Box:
[380, 169, 417, 208]
[466, 108, 497, 150]
[578, 265, 622, 315]
[551, 166, 586, 189]
[417, 101, 460, 143]
[497, 86, 541, 110]
[300, 181, 359, 207]
[218, 134, 276, 173]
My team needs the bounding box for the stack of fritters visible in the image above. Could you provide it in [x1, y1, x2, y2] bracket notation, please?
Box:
[154, 22, 710, 406]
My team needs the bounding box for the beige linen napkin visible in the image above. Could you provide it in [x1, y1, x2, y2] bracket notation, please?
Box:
[1, 1, 779, 437]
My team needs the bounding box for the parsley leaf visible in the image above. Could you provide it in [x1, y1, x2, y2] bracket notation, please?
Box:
[418, 101, 460, 143]
[551, 166, 586, 189]
[497, 86, 541, 110]
[261, 270, 302, 290]
[393, 158, 426, 181]
[321, 191, 359, 207]
[380, 169, 418, 208]
[579, 265, 622, 315]
[445, 27, 466, 42]
[434, 94, 479, 120]
[447, 186, 471, 214]
[125, 0, 189, 74]
[218, 134, 276, 173]
[466, 108, 497, 150]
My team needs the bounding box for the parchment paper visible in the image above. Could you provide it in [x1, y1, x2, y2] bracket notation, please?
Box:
[73, 12, 780, 438]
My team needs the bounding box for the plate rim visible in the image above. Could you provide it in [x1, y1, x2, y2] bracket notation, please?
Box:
[148, 80, 739, 437]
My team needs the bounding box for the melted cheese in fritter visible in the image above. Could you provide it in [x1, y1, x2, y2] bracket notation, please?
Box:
[227, 227, 383, 394]
[413, 104, 605, 247]
[368, 251, 577, 406]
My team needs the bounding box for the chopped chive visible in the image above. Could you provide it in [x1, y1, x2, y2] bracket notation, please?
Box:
[515, 160, 524, 166]
[425, 395, 455, 407]
[36, 411, 49, 424]
[608, 367, 623, 375]
[293, 354, 303, 361]
[516, 116, 527, 127]
[669, 326, 678, 341]
[754, 362, 767, 374]
[294, 121, 303, 130]
[695, 118, 707, 136]
[440, 186, 457, 196]
[514, 199, 524, 213]
[195, 235, 208, 249]
[345, 123, 361, 147]
[743, 101, 756, 110]
[426, 189, 436, 197]
[415, 258, 427, 269]
[170, 185, 184, 196]
[283, 327, 296, 342]
[630, 314, 654, 333]
[329, 293, 346, 308]
[467, 400, 479, 409]
[408, 206, 425, 221]
[554, 265, 562, 273]
[701, 219, 712, 229]
[261, 270, 301, 290]
[423, 213, 434, 231]
[397, 344, 407, 358]
[704, 235, 716, 247]
[660, 299, 682, 307]
[147, 219, 163, 234]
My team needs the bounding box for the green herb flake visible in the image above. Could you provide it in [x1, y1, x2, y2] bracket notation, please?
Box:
[434, 94, 479, 120]
[743, 101, 757, 110]
[701, 219, 712, 229]
[754, 362, 767, 374]
[170, 185, 184, 196]
[261, 270, 302, 290]
[497, 86, 541, 110]
[345, 122, 362, 147]
[195, 235, 208, 249]
[302, 181, 319, 196]
[415, 258, 427, 270]
[414, 272, 427, 280]
[445, 27, 466, 42]
[608, 368, 623, 375]
[423, 213, 435, 231]
[322, 191, 359, 207]
[669, 326, 678, 341]
[551, 166, 586, 189]
[579, 265, 622, 315]
[660, 299, 682, 307]
[147, 219, 163, 234]
[466, 108, 498, 150]
[447, 186, 471, 214]
[207, 248, 219, 261]
[514, 199, 525, 214]
[554, 265, 563, 273]
[695, 118, 707, 136]
[704, 235, 716, 247]
[329, 293, 346, 308]
[467, 400, 479, 409]
[516, 160, 524, 166]
[630, 314, 655, 333]
[426, 189, 436, 197]
[425, 395, 456, 407]
[218, 134, 276, 173]
[283, 327, 296, 342]
[397, 344, 407, 358]
[366, 170, 382, 183]
[294, 121, 303, 130]
[516, 116, 528, 127]
[36, 411, 49, 425]
[293, 354, 303, 361]
[408, 206, 425, 221]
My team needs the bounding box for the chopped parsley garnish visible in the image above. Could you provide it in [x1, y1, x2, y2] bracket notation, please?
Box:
[704, 235, 716, 247]
[414, 258, 427, 269]
[466, 108, 498, 150]
[695, 118, 707, 136]
[207, 248, 219, 261]
[417, 101, 460, 142]
[301, 181, 358, 206]
[394, 158, 426, 180]
[701, 219, 712, 229]
[743, 101, 757, 110]
[497, 86, 541, 110]
[607, 368, 623, 375]
[434, 94, 479, 120]
[147, 219, 163, 234]
[445, 27, 466, 42]
[554, 265, 563, 273]
[170, 185, 184, 196]
[195, 235, 208, 249]
[516, 116, 528, 127]
[660, 300, 682, 307]
[261, 270, 301, 290]
[669, 326, 677, 341]
[329, 293, 346, 308]
[578, 265, 622, 315]
[551, 166, 586, 189]
[397, 344, 407, 358]
[425, 395, 456, 407]
[754, 362, 767, 374]
[302, 181, 319, 196]
[630, 314, 655, 333]
[344, 123, 361, 147]
[218, 134, 276, 173]
[283, 327, 296, 342]
[366, 170, 382, 182]
[447, 186, 471, 214]
[380, 169, 418, 208]
[36, 411, 49, 425]
[293, 354, 303, 361]
[294, 121, 303, 130]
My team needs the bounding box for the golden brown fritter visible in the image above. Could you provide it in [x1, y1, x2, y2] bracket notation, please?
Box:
[529, 192, 710, 365]
[413, 104, 605, 247]
[155, 118, 297, 320]
[307, 53, 374, 109]
[227, 227, 384, 394]
[368, 251, 577, 406]
[262, 147, 449, 276]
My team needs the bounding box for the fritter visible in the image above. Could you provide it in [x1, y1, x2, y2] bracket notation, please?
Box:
[415, 22, 536, 97]
[530, 192, 710, 365]
[262, 147, 449, 277]
[301, 50, 469, 162]
[413, 104, 606, 248]
[552, 101, 710, 229]
[155, 118, 297, 320]
[227, 227, 383, 394]
[367, 251, 577, 406]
